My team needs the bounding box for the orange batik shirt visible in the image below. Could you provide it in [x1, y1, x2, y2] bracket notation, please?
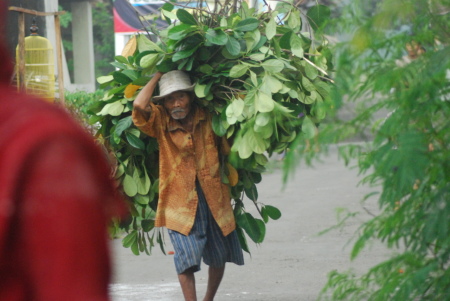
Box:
[132, 103, 236, 236]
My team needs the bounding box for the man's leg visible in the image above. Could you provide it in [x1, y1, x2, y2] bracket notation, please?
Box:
[203, 265, 225, 301]
[178, 267, 197, 301]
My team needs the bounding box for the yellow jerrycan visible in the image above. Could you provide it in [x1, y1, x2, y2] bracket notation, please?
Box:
[16, 18, 55, 102]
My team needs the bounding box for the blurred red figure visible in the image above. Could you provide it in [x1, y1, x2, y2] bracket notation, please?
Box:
[0, 3, 125, 300]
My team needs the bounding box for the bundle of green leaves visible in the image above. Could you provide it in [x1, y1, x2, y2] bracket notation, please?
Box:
[88, 1, 333, 255]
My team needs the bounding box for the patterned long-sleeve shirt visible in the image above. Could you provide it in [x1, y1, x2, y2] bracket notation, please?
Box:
[132, 103, 235, 236]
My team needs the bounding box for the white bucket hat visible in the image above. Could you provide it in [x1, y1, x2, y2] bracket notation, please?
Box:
[152, 70, 196, 101]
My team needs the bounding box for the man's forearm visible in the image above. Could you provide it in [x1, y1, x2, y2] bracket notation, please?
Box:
[133, 72, 163, 112]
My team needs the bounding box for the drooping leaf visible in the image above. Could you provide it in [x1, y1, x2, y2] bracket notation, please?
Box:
[307, 4, 331, 31]
[123, 174, 138, 197]
[264, 205, 282, 220]
[176, 9, 197, 25]
[236, 212, 261, 243]
[301, 116, 316, 139]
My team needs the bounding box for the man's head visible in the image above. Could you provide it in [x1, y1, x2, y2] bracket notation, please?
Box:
[153, 70, 195, 120]
[163, 90, 192, 120]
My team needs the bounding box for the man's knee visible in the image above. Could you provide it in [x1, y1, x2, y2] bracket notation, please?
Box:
[180, 266, 198, 275]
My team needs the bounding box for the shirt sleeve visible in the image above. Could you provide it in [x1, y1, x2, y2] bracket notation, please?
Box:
[19, 135, 116, 301]
[132, 102, 164, 139]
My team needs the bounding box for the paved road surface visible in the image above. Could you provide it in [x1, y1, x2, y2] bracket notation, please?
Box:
[109, 145, 390, 300]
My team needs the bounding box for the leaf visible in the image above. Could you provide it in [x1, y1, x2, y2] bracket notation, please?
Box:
[229, 64, 248, 78]
[141, 219, 155, 232]
[195, 83, 207, 98]
[122, 35, 137, 57]
[255, 219, 266, 243]
[235, 18, 260, 32]
[249, 53, 265, 61]
[124, 84, 141, 99]
[307, 4, 331, 31]
[161, 9, 176, 20]
[236, 212, 261, 243]
[235, 226, 250, 253]
[264, 205, 282, 220]
[302, 76, 316, 92]
[172, 46, 198, 62]
[226, 36, 241, 56]
[290, 34, 304, 58]
[265, 18, 276, 40]
[287, 9, 301, 30]
[140, 53, 159, 69]
[168, 24, 194, 40]
[263, 75, 283, 93]
[137, 34, 162, 52]
[122, 70, 140, 81]
[134, 168, 151, 195]
[122, 231, 137, 248]
[255, 112, 270, 127]
[226, 163, 239, 186]
[205, 28, 228, 45]
[113, 71, 132, 85]
[237, 134, 253, 159]
[97, 75, 113, 85]
[115, 55, 129, 65]
[261, 59, 284, 73]
[301, 116, 316, 139]
[255, 91, 275, 113]
[212, 114, 227, 137]
[123, 174, 138, 197]
[126, 132, 145, 150]
[176, 9, 197, 25]
[245, 130, 267, 154]
[98, 101, 124, 116]
[115, 116, 133, 137]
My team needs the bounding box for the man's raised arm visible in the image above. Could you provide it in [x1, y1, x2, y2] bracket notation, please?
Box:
[133, 72, 163, 120]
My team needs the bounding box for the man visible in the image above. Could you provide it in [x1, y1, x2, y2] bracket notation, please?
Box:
[0, 3, 125, 299]
[132, 70, 244, 301]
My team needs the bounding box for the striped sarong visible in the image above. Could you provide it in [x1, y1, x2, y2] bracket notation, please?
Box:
[168, 180, 244, 274]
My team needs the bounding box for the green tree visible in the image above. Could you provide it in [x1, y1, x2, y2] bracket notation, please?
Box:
[295, 0, 450, 299]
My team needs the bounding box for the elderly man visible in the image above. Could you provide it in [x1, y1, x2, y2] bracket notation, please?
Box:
[132, 70, 244, 301]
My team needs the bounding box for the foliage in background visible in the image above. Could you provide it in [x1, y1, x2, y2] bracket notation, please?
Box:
[59, 0, 115, 83]
[65, 90, 105, 135]
[88, 0, 334, 255]
[295, 0, 450, 299]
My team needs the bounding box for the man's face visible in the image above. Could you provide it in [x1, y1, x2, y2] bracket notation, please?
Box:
[163, 91, 191, 120]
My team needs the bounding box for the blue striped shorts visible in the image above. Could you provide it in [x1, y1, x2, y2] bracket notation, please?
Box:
[168, 180, 244, 274]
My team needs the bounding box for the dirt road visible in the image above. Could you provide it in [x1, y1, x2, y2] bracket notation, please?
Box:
[110, 145, 389, 300]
